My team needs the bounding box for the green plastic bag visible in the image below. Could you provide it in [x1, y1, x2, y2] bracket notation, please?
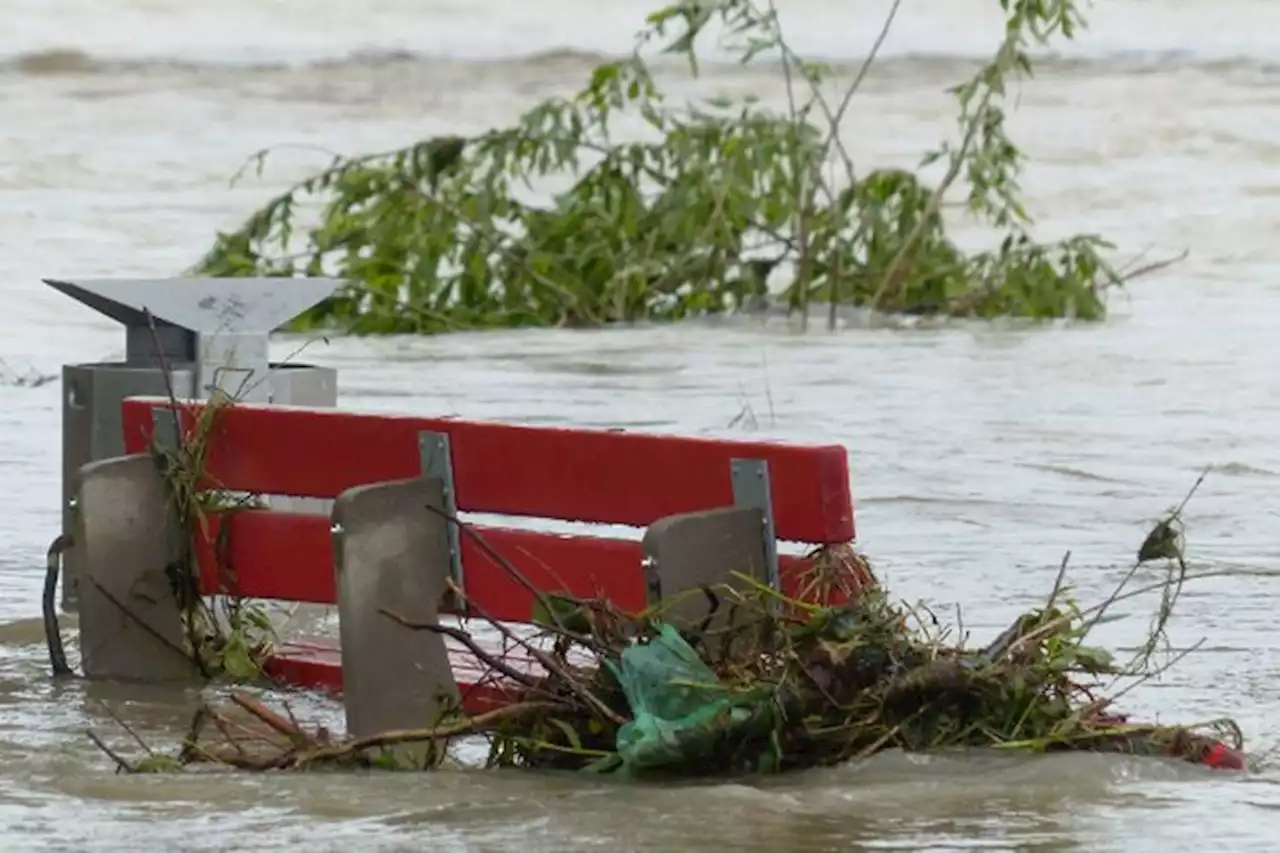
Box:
[605, 624, 754, 772]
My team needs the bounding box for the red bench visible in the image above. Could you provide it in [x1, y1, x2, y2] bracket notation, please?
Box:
[77, 395, 855, 738]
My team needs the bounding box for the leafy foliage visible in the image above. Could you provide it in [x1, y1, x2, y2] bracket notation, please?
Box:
[195, 0, 1132, 333]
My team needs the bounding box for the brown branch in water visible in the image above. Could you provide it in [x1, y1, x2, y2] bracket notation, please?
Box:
[277, 698, 324, 745]
[210, 709, 297, 750]
[190, 700, 561, 770]
[209, 712, 249, 759]
[1116, 248, 1188, 283]
[229, 691, 306, 744]
[86, 729, 136, 774]
[178, 707, 212, 764]
[95, 700, 156, 757]
[326, 700, 558, 758]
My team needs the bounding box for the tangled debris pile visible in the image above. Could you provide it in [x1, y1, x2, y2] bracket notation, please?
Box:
[99, 476, 1244, 777]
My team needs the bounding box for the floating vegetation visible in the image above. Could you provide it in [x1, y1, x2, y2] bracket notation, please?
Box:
[193, 0, 1182, 334]
[86, 472, 1247, 778]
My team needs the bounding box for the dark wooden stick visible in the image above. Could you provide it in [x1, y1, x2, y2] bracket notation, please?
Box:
[441, 579, 626, 726]
[86, 729, 135, 774]
[229, 691, 307, 745]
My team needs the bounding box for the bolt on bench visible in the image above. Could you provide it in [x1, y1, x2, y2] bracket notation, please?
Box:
[75, 395, 856, 739]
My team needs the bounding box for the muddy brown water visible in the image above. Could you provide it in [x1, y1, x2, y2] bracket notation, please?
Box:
[3, 0, 1280, 849]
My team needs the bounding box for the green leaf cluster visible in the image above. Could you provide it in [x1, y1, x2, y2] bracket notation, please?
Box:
[195, 0, 1125, 333]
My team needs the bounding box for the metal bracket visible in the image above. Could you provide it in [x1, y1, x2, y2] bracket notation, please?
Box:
[419, 431, 464, 596]
[150, 404, 180, 453]
[730, 457, 780, 591]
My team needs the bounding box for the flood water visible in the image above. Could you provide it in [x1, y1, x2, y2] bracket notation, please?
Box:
[3, 0, 1280, 849]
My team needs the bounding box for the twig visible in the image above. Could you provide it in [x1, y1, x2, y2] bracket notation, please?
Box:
[765, 0, 812, 331]
[441, 580, 627, 727]
[96, 700, 156, 757]
[1045, 550, 1072, 610]
[302, 701, 560, 764]
[378, 607, 542, 689]
[86, 730, 135, 774]
[142, 308, 186, 459]
[988, 474, 1210, 667]
[869, 86, 996, 311]
[230, 691, 306, 744]
[998, 567, 1251, 668]
[349, 701, 555, 751]
[1170, 469, 1207, 519]
[279, 699, 308, 741]
[1082, 471, 1205, 638]
[821, 0, 903, 186]
[143, 308, 219, 681]
[1106, 637, 1206, 704]
[178, 707, 212, 763]
[210, 710, 296, 750]
[1118, 249, 1188, 283]
[209, 711, 250, 757]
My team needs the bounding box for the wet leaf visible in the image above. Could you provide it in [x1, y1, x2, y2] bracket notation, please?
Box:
[220, 636, 261, 682]
[550, 719, 584, 751]
[531, 594, 594, 635]
[1072, 645, 1118, 674]
[1138, 519, 1184, 564]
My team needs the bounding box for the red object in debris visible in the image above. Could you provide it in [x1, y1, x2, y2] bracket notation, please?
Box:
[1201, 741, 1247, 771]
[1091, 711, 1245, 772]
[120, 396, 859, 703]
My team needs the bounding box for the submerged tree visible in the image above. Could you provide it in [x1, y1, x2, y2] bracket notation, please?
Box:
[194, 0, 1158, 334]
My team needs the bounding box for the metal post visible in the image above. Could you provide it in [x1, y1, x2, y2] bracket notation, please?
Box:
[730, 458, 781, 591]
[638, 456, 782, 632]
[150, 403, 180, 453]
[331, 476, 460, 747]
[418, 431, 464, 594]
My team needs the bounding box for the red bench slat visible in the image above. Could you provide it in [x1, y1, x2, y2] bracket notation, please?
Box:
[123, 398, 855, 543]
[263, 642, 520, 713]
[194, 510, 645, 620]
[194, 510, 824, 623]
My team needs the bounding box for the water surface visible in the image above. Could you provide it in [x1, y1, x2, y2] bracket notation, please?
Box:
[2, 0, 1279, 850]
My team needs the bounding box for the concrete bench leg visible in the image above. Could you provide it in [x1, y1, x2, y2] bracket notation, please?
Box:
[76, 454, 198, 682]
[640, 506, 768, 633]
[333, 476, 460, 748]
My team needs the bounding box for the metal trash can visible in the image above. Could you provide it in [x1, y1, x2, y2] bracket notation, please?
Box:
[47, 277, 344, 611]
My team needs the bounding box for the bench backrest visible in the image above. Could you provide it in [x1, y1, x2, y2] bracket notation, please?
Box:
[120, 396, 856, 622]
